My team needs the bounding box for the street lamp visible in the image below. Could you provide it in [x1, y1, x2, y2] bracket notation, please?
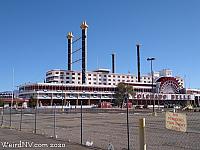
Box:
[62, 82, 64, 112]
[147, 57, 156, 113]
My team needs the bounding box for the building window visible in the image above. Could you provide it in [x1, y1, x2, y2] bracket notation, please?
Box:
[104, 75, 107, 77]
[56, 72, 59, 74]
[88, 74, 91, 76]
[72, 77, 75, 79]
[78, 73, 81, 75]
[46, 72, 52, 76]
[72, 73, 75, 75]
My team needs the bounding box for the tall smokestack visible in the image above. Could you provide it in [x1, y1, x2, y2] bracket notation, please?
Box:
[112, 53, 115, 73]
[136, 44, 141, 82]
[67, 32, 73, 70]
[80, 21, 88, 84]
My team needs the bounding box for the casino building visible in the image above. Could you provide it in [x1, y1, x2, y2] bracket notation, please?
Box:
[18, 68, 195, 107]
[18, 21, 198, 107]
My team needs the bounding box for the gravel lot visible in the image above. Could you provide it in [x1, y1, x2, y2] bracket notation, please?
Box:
[1, 109, 200, 150]
[0, 127, 99, 150]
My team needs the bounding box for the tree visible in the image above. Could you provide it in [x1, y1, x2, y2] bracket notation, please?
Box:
[28, 96, 37, 108]
[0, 99, 4, 107]
[114, 82, 135, 107]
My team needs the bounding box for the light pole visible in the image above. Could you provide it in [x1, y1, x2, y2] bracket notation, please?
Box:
[62, 82, 64, 112]
[147, 57, 155, 113]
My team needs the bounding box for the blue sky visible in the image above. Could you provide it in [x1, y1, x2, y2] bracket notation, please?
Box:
[0, 0, 200, 91]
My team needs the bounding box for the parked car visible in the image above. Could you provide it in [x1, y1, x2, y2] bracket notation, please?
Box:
[135, 105, 143, 109]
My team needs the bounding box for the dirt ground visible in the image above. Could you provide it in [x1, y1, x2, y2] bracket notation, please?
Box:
[0, 127, 100, 150]
[1, 109, 200, 150]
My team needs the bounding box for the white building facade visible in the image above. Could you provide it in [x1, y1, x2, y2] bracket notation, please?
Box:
[18, 69, 194, 107]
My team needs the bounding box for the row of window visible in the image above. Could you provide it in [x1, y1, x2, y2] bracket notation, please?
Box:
[47, 71, 152, 80]
[47, 79, 151, 85]
[19, 85, 116, 92]
[47, 76, 151, 82]
[38, 94, 112, 99]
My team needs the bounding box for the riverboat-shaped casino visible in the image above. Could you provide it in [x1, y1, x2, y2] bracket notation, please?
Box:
[18, 21, 200, 107]
[18, 69, 199, 107]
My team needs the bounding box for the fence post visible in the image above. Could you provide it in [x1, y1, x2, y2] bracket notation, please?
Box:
[139, 118, 146, 150]
[34, 106, 37, 134]
[54, 104, 56, 138]
[19, 106, 23, 131]
[81, 100, 83, 145]
[126, 96, 130, 150]
[1, 106, 4, 127]
[9, 105, 12, 128]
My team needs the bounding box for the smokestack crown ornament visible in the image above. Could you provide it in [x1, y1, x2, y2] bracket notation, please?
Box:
[67, 32, 73, 39]
[80, 21, 88, 30]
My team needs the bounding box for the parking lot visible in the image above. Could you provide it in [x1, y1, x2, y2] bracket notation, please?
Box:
[1, 109, 200, 150]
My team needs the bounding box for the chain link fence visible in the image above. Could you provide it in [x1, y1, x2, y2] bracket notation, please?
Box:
[1, 107, 200, 150]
